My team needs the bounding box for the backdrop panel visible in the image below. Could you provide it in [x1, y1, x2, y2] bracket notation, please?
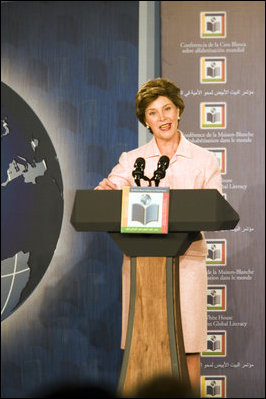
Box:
[1, 1, 138, 397]
[161, 2, 265, 398]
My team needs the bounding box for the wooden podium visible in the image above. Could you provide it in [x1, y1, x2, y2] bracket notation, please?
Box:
[71, 189, 239, 397]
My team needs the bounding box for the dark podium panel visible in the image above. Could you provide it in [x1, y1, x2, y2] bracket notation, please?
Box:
[71, 189, 239, 396]
[71, 189, 239, 233]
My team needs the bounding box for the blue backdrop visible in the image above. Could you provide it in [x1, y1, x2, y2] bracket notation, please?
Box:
[1, 1, 139, 397]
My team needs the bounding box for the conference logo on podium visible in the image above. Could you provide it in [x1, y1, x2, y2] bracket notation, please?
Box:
[206, 239, 227, 266]
[207, 148, 227, 175]
[200, 12, 227, 38]
[201, 330, 227, 357]
[207, 285, 227, 311]
[200, 57, 227, 84]
[200, 102, 227, 129]
[201, 376, 226, 398]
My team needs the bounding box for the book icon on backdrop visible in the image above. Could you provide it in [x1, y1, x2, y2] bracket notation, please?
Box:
[208, 290, 221, 306]
[201, 330, 226, 357]
[207, 335, 221, 351]
[201, 375, 226, 398]
[131, 194, 159, 225]
[200, 103, 226, 129]
[207, 108, 220, 123]
[207, 285, 227, 311]
[206, 240, 226, 266]
[207, 381, 220, 397]
[207, 17, 221, 33]
[200, 57, 226, 83]
[207, 62, 220, 78]
[208, 244, 221, 261]
[200, 11, 226, 39]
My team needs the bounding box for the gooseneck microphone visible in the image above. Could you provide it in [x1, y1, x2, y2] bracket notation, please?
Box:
[132, 157, 146, 186]
[151, 155, 170, 186]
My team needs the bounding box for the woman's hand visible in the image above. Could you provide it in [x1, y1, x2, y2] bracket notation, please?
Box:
[94, 178, 118, 190]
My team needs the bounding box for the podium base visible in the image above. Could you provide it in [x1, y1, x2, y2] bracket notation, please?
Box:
[117, 256, 190, 397]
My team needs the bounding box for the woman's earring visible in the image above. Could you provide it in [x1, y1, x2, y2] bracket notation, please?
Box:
[178, 117, 180, 121]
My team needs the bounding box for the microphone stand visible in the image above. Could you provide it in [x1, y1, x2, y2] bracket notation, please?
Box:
[133, 174, 151, 186]
[134, 175, 159, 187]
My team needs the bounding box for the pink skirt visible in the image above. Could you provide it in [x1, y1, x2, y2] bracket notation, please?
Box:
[121, 254, 207, 353]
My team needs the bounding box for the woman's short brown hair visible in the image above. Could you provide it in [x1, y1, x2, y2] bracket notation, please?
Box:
[135, 78, 185, 127]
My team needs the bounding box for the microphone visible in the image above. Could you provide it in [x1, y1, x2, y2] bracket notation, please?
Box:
[132, 157, 146, 186]
[151, 155, 170, 186]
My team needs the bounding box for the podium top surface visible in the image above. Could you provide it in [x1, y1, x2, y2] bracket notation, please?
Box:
[71, 189, 239, 232]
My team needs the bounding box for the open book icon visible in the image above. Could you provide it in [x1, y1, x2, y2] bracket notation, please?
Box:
[207, 18, 221, 33]
[207, 108, 220, 123]
[207, 63, 220, 78]
[131, 194, 159, 225]
[207, 335, 221, 351]
[206, 381, 220, 396]
[207, 290, 221, 305]
[131, 202, 159, 225]
[207, 244, 221, 260]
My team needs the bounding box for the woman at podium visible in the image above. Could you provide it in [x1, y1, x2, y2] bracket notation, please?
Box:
[95, 78, 222, 395]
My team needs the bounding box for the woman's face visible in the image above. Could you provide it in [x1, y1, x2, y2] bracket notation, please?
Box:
[144, 96, 180, 142]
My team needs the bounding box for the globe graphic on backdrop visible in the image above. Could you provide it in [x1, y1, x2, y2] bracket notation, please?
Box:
[1, 82, 64, 322]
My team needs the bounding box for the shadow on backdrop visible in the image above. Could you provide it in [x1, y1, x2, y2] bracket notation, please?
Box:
[131, 374, 196, 398]
[32, 382, 116, 398]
